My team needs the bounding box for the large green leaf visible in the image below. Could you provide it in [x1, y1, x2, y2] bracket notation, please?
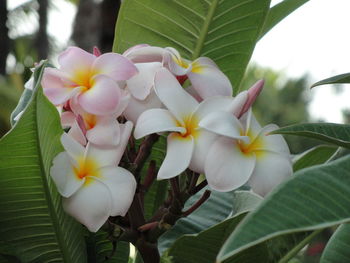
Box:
[113, 0, 271, 93]
[158, 188, 236, 254]
[0, 63, 87, 262]
[168, 191, 313, 263]
[86, 230, 130, 263]
[272, 123, 350, 149]
[167, 191, 262, 262]
[293, 145, 339, 172]
[259, 0, 309, 39]
[311, 73, 350, 88]
[320, 223, 350, 263]
[217, 155, 350, 262]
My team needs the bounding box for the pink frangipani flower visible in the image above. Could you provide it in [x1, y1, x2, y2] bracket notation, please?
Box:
[42, 46, 137, 115]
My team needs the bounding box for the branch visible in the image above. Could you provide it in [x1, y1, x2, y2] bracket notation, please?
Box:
[182, 190, 211, 217]
[131, 134, 159, 180]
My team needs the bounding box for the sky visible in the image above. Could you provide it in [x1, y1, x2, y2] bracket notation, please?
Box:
[253, 0, 350, 123]
[8, 0, 350, 123]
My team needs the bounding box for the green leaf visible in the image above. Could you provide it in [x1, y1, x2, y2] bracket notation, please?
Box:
[311, 73, 350, 88]
[113, 0, 271, 93]
[293, 145, 339, 172]
[167, 191, 263, 262]
[0, 63, 87, 262]
[259, 0, 309, 39]
[320, 223, 350, 263]
[217, 155, 350, 262]
[158, 188, 237, 254]
[272, 123, 350, 149]
[86, 229, 130, 263]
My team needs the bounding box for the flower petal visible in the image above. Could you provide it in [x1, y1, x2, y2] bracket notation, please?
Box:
[253, 124, 291, 155]
[228, 91, 248, 117]
[247, 150, 292, 196]
[85, 142, 120, 167]
[98, 166, 136, 216]
[123, 90, 163, 124]
[60, 133, 85, 159]
[68, 121, 87, 146]
[114, 90, 131, 117]
[199, 111, 248, 142]
[42, 68, 80, 105]
[187, 64, 232, 99]
[123, 45, 165, 63]
[205, 137, 256, 192]
[61, 111, 76, 128]
[158, 133, 194, 179]
[240, 109, 262, 139]
[115, 121, 133, 165]
[63, 178, 112, 232]
[154, 68, 198, 123]
[134, 108, 185, 139]
[93, 53, 138, 81]
[194, 96, 234, 120]
[86, 117, 121, 146]
[188, 129, 217, 174]
[58, 47, 95, 76]
[164, 47, 190, 76]
[78, 75, 121, 115]
[50, 152, 85, 197]
[127, 62, 162, 100]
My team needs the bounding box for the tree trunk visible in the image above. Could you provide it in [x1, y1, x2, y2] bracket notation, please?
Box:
[0, 0, 9, 75]
[36, 0, 49, 59]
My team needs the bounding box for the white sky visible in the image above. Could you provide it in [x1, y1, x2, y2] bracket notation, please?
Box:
[253, 0, 350, 123]
[8, 0, 350, 123]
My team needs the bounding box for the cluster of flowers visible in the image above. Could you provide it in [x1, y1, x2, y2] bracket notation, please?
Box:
[41, 45, 292, 232]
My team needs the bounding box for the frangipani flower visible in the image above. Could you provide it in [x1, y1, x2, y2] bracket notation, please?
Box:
[50, 123, 136, 232]
[164, 47, 232, 100]
[61, 93, 130, 146]
[123, 62, 163, 123]
[134, 68, 247, 179]
[203, 109, 292, 196]
[42, 46, 137, 115]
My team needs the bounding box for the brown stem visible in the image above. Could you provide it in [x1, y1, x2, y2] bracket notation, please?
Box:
[142, 160, 157, 192]
[170, 177, 180, 197]
[132, 134, 159, 180]
[135, 238, 160, 263]
[192, 179, 208, 195]
[182, 190, 211, 216]
[127, 193, 145, 229]
[187, 171, 200, 193]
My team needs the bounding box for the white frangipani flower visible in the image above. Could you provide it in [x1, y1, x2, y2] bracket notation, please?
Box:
[134, 68, 248, 179]
[50, 122, 136, 232]
[164, 47, 233, 100]
[203, 109, 292, 195]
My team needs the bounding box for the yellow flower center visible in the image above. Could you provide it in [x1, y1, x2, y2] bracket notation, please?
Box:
[178, 115, 200, 139]
[238, 131, 264, 157]
[72, 69, 98, 91]
[73, 156, 100, 184]
[84, 114, 97, 130]
[173, 55, 189, 69]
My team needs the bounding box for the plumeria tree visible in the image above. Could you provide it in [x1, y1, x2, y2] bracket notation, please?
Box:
[1, 1, 350, 263]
